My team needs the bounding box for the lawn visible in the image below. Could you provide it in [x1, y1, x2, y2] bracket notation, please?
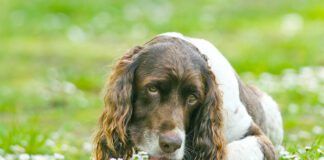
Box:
[0, 0, 323, 159]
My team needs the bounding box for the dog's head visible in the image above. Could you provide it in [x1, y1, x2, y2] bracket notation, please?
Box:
[94, 36, 226, 160]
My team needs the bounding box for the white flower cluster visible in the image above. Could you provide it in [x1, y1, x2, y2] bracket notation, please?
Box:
[0, 141, 65, 160]
[0, 130, 93, 160]
[0, 152, 64, 160]
[279, 146, 300, 160]
[109, 151, 149, 160]
[279, 145, 324, 160]
[130, 151, 149, 160]
[244, 66, 324, 94]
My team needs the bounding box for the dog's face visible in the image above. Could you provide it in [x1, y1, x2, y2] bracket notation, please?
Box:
[94, 36, 226, 160]
[129, 39, 208, 159]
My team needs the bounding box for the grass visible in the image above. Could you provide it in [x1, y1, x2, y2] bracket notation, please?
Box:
[0, 0, 323, 159]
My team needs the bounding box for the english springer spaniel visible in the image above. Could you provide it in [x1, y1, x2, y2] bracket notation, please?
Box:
[93, 32, 283, 160]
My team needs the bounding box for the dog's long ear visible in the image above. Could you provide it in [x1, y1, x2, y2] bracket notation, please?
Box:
[93, 46, 143, 160]
[189, 67, 226, 160]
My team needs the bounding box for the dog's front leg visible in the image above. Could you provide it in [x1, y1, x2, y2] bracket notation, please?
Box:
[226, 123, 277, 160]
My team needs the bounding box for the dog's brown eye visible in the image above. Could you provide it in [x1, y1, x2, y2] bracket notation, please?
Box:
[187, 94, 198, 105]
[147, 86, 158, 94]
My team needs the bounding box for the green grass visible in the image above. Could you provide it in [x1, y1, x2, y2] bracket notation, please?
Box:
[0, 0, 323, 159]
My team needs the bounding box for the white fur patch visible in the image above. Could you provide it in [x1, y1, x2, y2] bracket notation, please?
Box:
[175, 128, 186, 159]
[137, 127, 185, 160]
[227, 136, 264, 160]
[260, 93, 284, 147]
[137, 130, 160, 156]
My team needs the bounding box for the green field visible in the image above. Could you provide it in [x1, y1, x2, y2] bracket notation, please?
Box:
[0, 0, 323, 159]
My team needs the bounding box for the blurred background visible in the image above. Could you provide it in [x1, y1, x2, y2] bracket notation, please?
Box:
[0, 0, 323, 159]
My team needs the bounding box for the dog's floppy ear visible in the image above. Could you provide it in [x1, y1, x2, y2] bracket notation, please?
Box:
[188, 67, 226, 160]
[93, 46, 143, 160]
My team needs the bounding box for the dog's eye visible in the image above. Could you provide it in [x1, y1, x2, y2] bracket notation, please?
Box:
[147, 86, 158, 94]
[187, 94, 198, 105]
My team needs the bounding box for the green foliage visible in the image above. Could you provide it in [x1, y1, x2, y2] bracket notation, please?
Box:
[0, 0, 323, 159]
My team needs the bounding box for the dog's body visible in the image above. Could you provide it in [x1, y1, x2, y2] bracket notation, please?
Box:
[162, 33, 283, 159]
[94, 33, 283, 160]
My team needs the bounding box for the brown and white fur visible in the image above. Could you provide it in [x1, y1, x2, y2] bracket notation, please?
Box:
[93, 32, 283, 160]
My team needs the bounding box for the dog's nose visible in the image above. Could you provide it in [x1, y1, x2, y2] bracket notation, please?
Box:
[159, 132, 182, 153]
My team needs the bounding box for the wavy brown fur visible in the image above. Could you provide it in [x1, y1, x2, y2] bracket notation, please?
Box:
[93, 46, 143, 160]
[186, 66, 226, 160]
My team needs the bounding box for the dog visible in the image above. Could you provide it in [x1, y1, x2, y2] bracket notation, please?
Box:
[93, 32, 283, 160]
